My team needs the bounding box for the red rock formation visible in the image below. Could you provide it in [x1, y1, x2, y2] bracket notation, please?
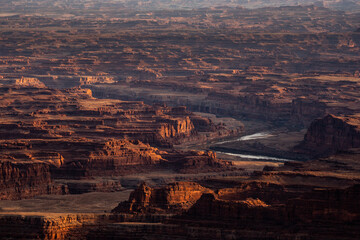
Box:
[217, 182, 291, 204]
[185, 193, 275, 225]
[178, 184, 360, 240]
[157, 116, 195, 140]
[0, 86, 234, 198]
[171, 151, 233, 173]
[89, 139, 163, 167]
[2, 181, 360, 239]
[296, 114, 360, 156]
[0, 161, 67, 200]
[112, 182, 213, 213]
[15, 77, 47, 88]
[0, 86, 219, 147]
[0, 213, 98, 240]
[110, 179, 360, 238]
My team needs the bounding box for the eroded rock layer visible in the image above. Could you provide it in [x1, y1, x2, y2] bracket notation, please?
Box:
[0, 161, 67, 200]
[0, 86, 236, 199]
[0, 6, 359, 128]
[1, 148, 360, 239]
[112, 182, 213, 213]
[0, 86, 206, 147]
[110, 180, 360, 239]
[296, 114, 360, 156]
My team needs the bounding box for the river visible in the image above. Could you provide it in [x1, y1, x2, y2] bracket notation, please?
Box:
[214, 132, 273, 145]
[213, 132, 296, 162]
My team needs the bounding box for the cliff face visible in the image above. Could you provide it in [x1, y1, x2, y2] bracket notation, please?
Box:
[217, 182, 291, 204]
[0, 162, 67, 200]
[296, 114, 360, 156]
[165, 150, 233, 174]
[158, 116, 195, 139]
[14, 77, 47, 88]
[112, 182, 213, 214]
[291, 98, 327, 127]
[85, 140, 163, 173]
[186, 193, 275, 224]
[0, 213, 98, 240]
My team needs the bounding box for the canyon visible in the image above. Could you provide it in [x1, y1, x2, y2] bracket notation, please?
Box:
[0, 1, 359, 239]
[0, 85, 239, 200]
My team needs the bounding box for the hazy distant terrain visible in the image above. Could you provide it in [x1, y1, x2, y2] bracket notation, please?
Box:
[2, 0, 360, 15]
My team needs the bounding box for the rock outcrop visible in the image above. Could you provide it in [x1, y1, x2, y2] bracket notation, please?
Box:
[185, 193, 275, 225]
[0, 161, 67, 200]
[296, 114, 360, 156]
[57, 139, 165, 177]
[110, 177, 360, 239]
[163, 150, 233, 174]
[0, 213, 98, 240]
[2, 182, 360, 240]
[112, 182, 213, 214]
[14, 77, 47, 88]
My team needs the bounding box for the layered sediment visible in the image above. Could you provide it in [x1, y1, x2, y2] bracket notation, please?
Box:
[0, 86, 235, 199]
[296, 114, 360, 156]
[0, 161, 67, 200]
[112, 182, 213, 214]
[0, 3, 359, 239]
[109, 178, 360, 239]
[0, 213, 98, 240]
[1, 147, 360, 239]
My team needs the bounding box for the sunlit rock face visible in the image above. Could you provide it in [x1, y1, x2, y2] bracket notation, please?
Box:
[112, 182, 214, 214]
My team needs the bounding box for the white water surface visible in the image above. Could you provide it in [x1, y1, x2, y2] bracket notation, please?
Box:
[214, 132, 297, 162]
[216, 151, 294, 162]
[215, 132, 273, 145]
